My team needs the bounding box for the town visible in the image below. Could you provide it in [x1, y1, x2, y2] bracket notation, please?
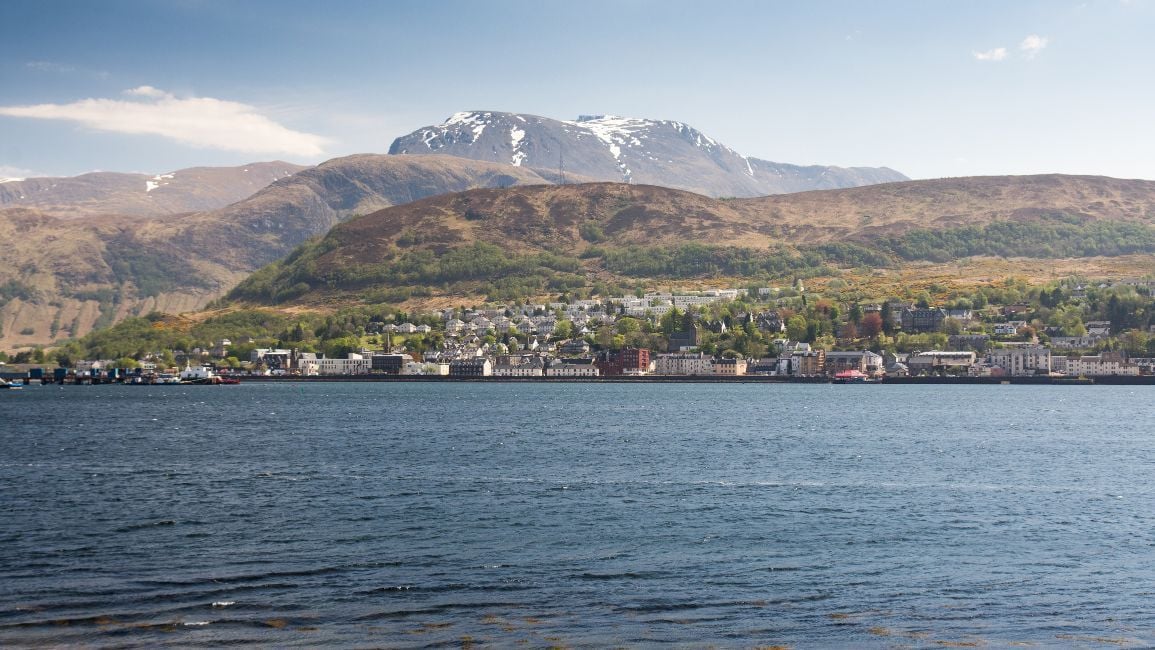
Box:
[6, 276, 1155, 385]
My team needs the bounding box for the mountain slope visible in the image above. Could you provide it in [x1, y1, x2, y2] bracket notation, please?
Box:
[389, 111, 907, 197]
[227, 174, 1155, 306]
[0, 161, 306, 218]
[0, 155, 553, 351]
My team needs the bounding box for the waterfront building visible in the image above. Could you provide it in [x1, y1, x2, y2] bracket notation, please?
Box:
[654, 352, 712, 376]
[906, 350, 977, 374]
[371, 353, 409, 375]
[1061, 352, 1139, 376]
[711, 357, 747, 376]
[316, 353, 372, 375]
[791, 350, 826, 377]
[449, 357, 493, 377]
[493, 356, 545, 377]
[547, 359, 599, 377]
[824, 350, 883, 376]
[594, 348, 651, 376]
[988, 346, 1051, 376]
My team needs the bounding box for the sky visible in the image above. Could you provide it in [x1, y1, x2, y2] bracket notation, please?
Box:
[1, 0, 1153, 181]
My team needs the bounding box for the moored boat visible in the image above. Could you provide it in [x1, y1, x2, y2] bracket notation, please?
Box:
[832, 370, 875, 384]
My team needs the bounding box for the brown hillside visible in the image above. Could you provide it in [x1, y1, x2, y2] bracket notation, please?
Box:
[744, 174, 1155, 242]
[311, 175, 1155, 272]
[0, 155, 553, 351]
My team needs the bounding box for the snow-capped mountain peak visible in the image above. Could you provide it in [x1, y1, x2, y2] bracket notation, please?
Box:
[388, 111, 907, 197]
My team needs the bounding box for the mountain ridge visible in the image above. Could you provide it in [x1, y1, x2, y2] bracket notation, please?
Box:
[0, 161, 307, 218]
[389, 110, 907, 197]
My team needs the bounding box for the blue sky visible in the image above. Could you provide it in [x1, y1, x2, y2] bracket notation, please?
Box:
[1, 0, 1152, 181]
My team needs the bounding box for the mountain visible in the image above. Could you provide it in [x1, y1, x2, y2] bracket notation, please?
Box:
[388, 111, 907, 197]
[0, 155, 554, 351]
[227, 174, 1155, 307]
[0, 161, 306, 218]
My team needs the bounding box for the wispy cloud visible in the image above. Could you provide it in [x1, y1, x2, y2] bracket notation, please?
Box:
[973, 47, 1008, 61]
[25, 61, 76, 74]
[0, 165, 36, 181]
[25, 60, 110, 79]
[973, 34, 1048, 62]
[1020, 34, 1049, 58]
[0, 87, 329, 157]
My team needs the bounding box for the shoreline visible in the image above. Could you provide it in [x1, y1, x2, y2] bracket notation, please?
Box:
[235, 374, 1155, 385]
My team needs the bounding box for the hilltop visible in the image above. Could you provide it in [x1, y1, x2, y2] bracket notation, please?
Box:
[227, 174, 1155, 307]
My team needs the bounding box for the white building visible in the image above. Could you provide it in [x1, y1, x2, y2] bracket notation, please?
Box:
[654, 352, 713, 376]
[993, 321, 1028, 336]
[1059, 353, 1139, 376]
[547, 360, 599, 377]
[493, 357, 546, 377]
[315, 353, 372, 375]
[988, 346, 1051, 376]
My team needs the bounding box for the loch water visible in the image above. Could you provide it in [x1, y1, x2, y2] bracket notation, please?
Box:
[2, 382, 1154, 648]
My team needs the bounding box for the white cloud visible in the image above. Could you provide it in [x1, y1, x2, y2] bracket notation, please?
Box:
[124, 85, 168, 99]
[973, 47, 1008, 61]
[1020, 34, 1048, 58]
[0, 165, 36, 181]
[0, 87, 329, 157]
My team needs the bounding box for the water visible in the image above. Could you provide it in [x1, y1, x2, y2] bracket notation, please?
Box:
[2, 382, 1154, 647]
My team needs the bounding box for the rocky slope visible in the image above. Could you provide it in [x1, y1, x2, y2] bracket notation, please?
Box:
[389, 111, 907, 197]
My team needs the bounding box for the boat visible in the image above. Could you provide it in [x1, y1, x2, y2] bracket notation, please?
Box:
[832, 370, 876, 384]
[178, 364, 238, 384]
[179, 363, 218, 384]
[1, 378, 24, 390]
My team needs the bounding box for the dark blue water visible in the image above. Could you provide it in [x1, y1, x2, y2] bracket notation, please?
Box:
[2, 382, 1154, 648]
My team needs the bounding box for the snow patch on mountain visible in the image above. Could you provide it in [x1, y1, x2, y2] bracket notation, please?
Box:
[565, 115, 655, 182]
[445, 111, 488, 141]
[510, 126, 527, 167]
[145, 173, 175, 193]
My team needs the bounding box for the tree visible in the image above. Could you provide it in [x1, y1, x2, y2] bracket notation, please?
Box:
[786, 315, 808, 342]
[860, 312, 884, 338]
[616, 317, 642, 334]
[848, 303, 863, 324]
[553, 319, 574, 341]
[839, 321, 858, 340]
[1121, 329, 1149, 357]
[660, 307, 683, 336]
